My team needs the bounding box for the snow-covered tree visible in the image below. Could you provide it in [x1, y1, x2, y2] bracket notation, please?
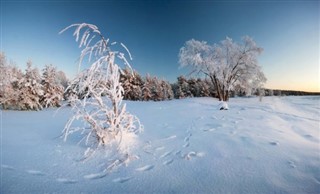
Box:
[41, 64, 64, 108]
[120, 68, 143, 101]
[0, 52, 8, 93]
[150, 76, 163, 101]
[0, 53, 22, 109]
[17, 61, 44, 111]
[142, 75, 153, 101]
[196, 78, 211, 97]
[56, 70, 69, 89]
[60, 23, 143, 163]
[267, 89, 274, 96]
[188, 78, 198, 97]
[175, 76, 190, 98]
[161, 80, 174, 100]
[0, 52, 10, 108]
[179, 36, 266, 102]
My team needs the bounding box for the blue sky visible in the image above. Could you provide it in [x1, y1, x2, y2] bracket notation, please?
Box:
[1, 0, 319, 92]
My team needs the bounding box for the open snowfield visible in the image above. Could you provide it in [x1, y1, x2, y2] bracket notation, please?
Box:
[1, 96, 319, 193]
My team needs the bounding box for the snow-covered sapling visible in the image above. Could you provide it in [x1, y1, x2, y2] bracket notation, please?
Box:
[60, 23, 143, 163]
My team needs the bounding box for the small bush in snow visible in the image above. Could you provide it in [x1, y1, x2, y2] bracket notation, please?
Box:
[60, 23, 143, 160]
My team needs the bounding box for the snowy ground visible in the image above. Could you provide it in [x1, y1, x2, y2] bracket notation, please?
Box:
[1, 96, 319, 193]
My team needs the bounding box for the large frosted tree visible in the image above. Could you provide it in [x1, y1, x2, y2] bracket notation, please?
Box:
[179, 36, 266, 101]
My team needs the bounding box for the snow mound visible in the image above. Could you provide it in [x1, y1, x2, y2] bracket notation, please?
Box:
[219, 101, 229, 110]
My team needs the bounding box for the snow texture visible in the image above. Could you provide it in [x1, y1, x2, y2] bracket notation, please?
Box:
[1, 96, 320, 193]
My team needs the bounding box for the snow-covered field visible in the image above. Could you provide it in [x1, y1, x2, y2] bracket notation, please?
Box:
[1, 96, 319, 193]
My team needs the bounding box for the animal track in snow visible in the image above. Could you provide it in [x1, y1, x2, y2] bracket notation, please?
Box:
[203, 128, 216, 132]
[184, 151, 197, 160]
[155, 146, 165, 151]
[184, 151, 205, 160]
[163, 159, 174, 165]
[269, 141, 279, 146]
[160, 151, 172, 158]
[288, 161, 296, 168]
[56, 178, 77, 184]
[135, 165, 155, 172]
[162, 135, 176, 140]
[113, 177, 132, 183]
[183, 142, 190, 148]
[26, 170, 46, 176]
[184, 133, 192, 142]
[83, 172, 107, 180]
[175, 150, 182, 156]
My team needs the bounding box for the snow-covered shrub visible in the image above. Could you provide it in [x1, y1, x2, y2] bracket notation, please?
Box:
[17, 61, 44, 111]
[60, 23, 143, 159]
[41, 64, 64, 108]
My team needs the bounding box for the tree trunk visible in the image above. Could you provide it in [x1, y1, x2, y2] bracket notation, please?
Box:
[210, 75, 223, 101]
[223, 90, 229, 101]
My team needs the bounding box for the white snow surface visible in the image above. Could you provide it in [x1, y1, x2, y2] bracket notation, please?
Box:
[1, 96, 320, 193]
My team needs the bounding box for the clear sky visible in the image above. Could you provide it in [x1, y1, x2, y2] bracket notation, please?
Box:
[1, 0, 319, 92]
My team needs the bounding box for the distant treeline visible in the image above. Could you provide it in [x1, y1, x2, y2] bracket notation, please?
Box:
[118, 68, 320, 101]
[265, 89, 320, 96]
[1, 51, 319, 111]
